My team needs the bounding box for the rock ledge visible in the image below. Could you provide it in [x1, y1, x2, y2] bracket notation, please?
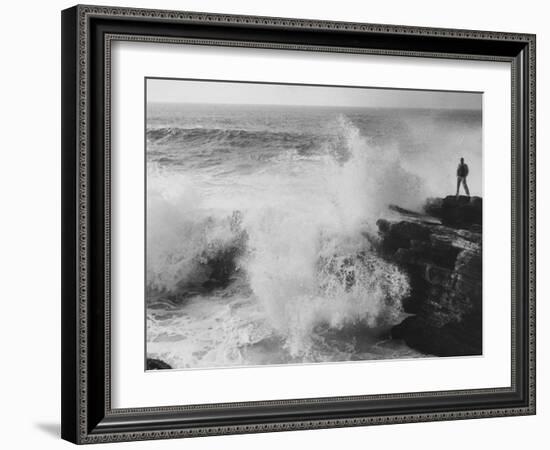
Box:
[377, 196, 482, 356]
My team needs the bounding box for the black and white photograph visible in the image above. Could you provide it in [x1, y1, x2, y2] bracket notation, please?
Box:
[52, 2, 539, 445]
[145, 79, 483, 370]
[1, 0, 543, 446]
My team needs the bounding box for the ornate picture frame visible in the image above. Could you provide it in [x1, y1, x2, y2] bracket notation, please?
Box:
[61, 4, 535, 444]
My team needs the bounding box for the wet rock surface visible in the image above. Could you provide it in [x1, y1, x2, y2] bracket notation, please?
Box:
[424, 195, 482, 231]
[146, 358, 172, 370]
[377, 196, 482, 356]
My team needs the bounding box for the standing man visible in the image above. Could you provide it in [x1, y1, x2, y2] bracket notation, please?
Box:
[456, 157, 470, 198]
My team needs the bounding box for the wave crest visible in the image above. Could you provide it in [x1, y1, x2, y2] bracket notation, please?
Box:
[147, 114, 422, 357]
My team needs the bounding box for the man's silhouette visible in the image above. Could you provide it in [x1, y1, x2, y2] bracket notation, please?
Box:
[456, 157, 470, 198]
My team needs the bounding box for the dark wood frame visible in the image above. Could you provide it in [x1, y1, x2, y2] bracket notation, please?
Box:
[61, 4, 536, 444]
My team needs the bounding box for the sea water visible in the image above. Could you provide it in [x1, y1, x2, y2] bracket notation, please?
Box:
[145, 103, 481, 369]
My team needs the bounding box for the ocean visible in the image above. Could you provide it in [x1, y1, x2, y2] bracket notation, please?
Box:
[145, 103, 482, 369]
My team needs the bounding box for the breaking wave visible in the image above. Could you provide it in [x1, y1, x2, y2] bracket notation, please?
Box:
[147, 114, 428, 365]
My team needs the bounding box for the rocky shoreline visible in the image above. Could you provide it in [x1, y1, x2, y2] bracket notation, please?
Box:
[147, 196, 482, 366]
[376, 195, 482, 357]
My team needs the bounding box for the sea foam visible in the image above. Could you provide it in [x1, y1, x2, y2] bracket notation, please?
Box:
[147, 114, 423, 360]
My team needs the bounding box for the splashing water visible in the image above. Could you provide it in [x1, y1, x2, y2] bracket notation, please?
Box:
[146, 106, 479, 368]
[239, 116, 417, 357]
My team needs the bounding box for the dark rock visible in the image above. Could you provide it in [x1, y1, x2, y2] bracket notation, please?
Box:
[377, 198, 482, 356]
[392, 314, 482, 357]
[376, 220, 433, 257]
[146, 358, 172, 370]
[424, 195, 482, 230]
[388, 204, 442, 225]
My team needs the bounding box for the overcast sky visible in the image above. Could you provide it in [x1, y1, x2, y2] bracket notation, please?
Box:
[146, 78, 481, 110]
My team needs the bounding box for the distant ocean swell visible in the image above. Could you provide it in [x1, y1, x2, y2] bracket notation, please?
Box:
[146, 110, 477, 368]
[146, 125, 360, 172]
[147, 126, 323, 151]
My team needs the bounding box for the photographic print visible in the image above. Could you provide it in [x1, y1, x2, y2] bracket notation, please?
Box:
[145, 79, 482, 371]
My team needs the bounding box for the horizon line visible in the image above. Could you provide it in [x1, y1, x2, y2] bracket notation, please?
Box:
[146, 101, 482, 111]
